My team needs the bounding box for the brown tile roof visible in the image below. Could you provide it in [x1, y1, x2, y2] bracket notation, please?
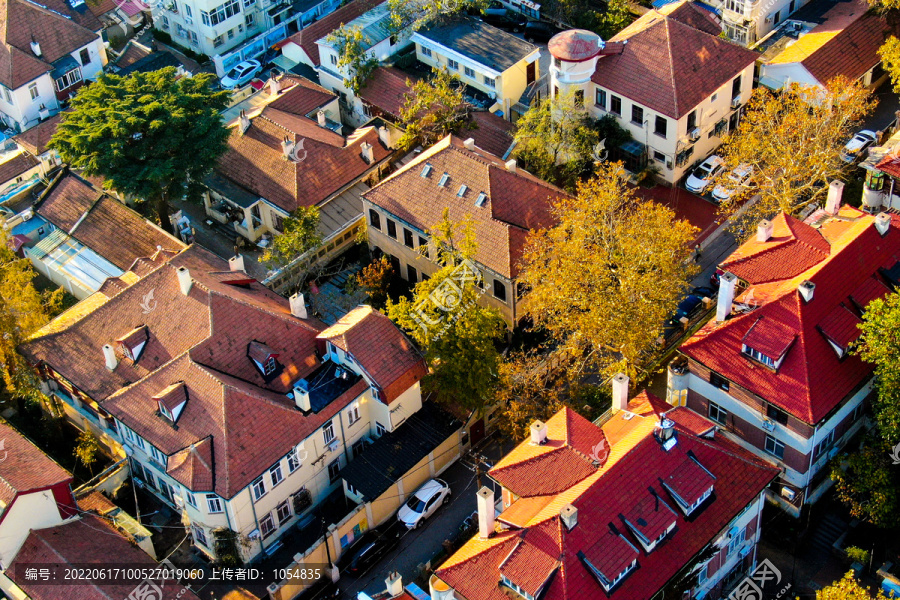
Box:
[318, 306, 426, 402]
[87, 0, 118, 17]
[115, 39, 152, 67]
[467, 111, 515, 159]
[267, 75, 336, 116]
[166, 437, 214, 491]
[215, 101, 391, 213]
[8, 514, 201, 600]
[0, 0, 101, 89]
[279, 0, 382, 66]
[593, 11, 757, 119]
[364, 135, 567, 279]
[358, 66, 415, 119]
[14, 112, 63, 155]
[0, 151, 37, 184]
[36, 172, 185, 270]
[657, 0, 721, 36]
[0, 420, 72, 506]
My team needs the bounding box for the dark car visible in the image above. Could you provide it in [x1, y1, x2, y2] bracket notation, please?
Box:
[480, 12, 527, 32]
[343, 523, 404, 576]
[691, 286, 716, 300]
[673, 295, 704, 320]
[524, 21, 559, 43]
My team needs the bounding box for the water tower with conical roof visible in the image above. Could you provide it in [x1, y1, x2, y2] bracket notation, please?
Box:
[547, 29, 605, 102]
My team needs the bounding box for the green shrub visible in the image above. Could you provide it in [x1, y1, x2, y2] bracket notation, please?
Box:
[846, 546, 870, 565]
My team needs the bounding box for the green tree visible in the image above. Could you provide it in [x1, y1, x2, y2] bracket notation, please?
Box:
[715, 77, 873, 235]
[597, 0, 632, 39]
[261, 206, 323, 268]
[74, 429, 102, 472]
[386, 211, 505, 413]
[832, 291, 900, 526]
[397, 68, 473, 151]
[353, 255, 393, 309]
[869, 0, 900, 93]
[513, 88, 600, 190]
[388, 0, 488, 35]
[518, 162, 697, 379]
[49, 67, 230, 233]
[817, 572, 887, 600]
[326, 25, 379, 94]
[0, 230, 63, 400]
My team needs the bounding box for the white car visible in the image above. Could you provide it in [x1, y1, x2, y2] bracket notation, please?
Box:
[711, 164, 754, 203]
[220, 60, 262, 90]
[840, 130, 877, 163]
[397, 478, 451, 529]
[685, 155, 725, 194]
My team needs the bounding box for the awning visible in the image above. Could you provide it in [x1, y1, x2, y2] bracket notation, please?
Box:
[50, 55, 80, 80]
[271, 55, 299, 72]
[619, 139, 647, 157]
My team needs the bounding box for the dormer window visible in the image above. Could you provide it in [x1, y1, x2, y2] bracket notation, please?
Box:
[620, 491, 678, 553]
[475, 192, 487, 207]
[248, 341, 280, 379]
[662, 453, 716, 516]
[740, 316, 793, 369]
[421, 163, 432, 177]
[153, 382, 188, 424]
[457, 184, 468, 197]
[264, 356, 276, 375]
[741, 344, 777, 368]
[116, 325, 149, 363]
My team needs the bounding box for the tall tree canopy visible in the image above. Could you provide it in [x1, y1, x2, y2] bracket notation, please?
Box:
[817, 572, 888, 600]
[386, 211, 505, 413]
[50, 67, 230, 232]
[261, 206, 323, 268]
[715, 77, 873, 234]
[388, 0, 487, 34]
[870, 0, 900, 93]
[397, 67, 472, 151]
[518, 162, 697, 379]
[513, 88, 599, 190]
[832, 291, 900, 527]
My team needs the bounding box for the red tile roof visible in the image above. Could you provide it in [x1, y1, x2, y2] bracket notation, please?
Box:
[0, 420, 71, 506]
[681, 209, 900, 423]
[14, 112, 62, 155]
[818, 304, 862, 349]
[437, 408, 778, 600]
[266, 75, 336, 116]
[850, 275, 892, 310]
[8, 514, 201, 600]
[592, 11, 757, 119]
[468, 111, 515, 158]
[0, 152, 37, 184]
[215, 96, 390, 213]
[363, 135, 567, 279]
[279, 0, 382, 66]
[36, 171, 185, 270]
[657, 0, 721, 36]
[358, 66, 414, 119]
[876, 152, 900, 179]
[317, 306, 426, 403]
[0, 0, 101, 90]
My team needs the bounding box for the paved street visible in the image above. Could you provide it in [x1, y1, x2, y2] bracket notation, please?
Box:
[336, 436, 507, 598]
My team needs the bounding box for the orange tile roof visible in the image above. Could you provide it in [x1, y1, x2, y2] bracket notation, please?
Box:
[363, 135, 568, 279]
[0, 420, 71, 506]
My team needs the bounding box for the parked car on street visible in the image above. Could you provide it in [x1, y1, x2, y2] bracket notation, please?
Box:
[480, 12, 528, 32]
[663, 294, 705, 337]
[397, 478, 451, 529]
[685, 155, 725, 194]
[220, 60, 262, 90]
[840, 130, 877, 163]
[343, 523, 405, 575]
[691, 286, 716, 300]
[711, 163, 753, 203]
[524, 21, 559, 43]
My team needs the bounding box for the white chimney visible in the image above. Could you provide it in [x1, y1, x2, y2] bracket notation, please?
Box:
[875, 212, 891, 236]
[611, 373, 629, 412]
[281, 136, 295, 159]
[270, 76, 281, 96]
[294, 384, 311, 411]
[317, 110, 326, 128]
[385, 571, 403, 597]
[102, 344, 118, 371]
[756, 219, 774, 243]
[476, 486, 495, 539]
[798, 280, 815, 303]
[229, 254, 245, 272]
[560, 504, 577, 531]
[504, 158, 517, 172]
[289, 292, 308, 319]
[176, 266, 192, 296]
[239, 110, 250, 135]
[825, 180, 844, 216]
[30, 37, 41, 57]
[463, 138, 476, 150]
[716, 272, 738, 322]
[378, 126, 392, 149]
[530, 420, 548, 445]
[361, 141, 374, 165]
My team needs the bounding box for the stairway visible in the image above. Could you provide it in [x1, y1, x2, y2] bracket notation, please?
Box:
[806, 513, 847, 559]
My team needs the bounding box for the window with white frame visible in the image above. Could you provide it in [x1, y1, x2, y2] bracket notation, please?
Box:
[347, 404, 361, 425]
[270, 463, 283, 487]
[727, 528, 745, 556]
[184, 490, 197, 508]
[276, 500, 291, 524]
[447, 58, 458, 70]
[245, 12, 254, 25]
[200, 0, 240, 25]
[814, 429, 836, 459]
[287, 447, 302, 472]
[251, 475, 267, 500]
[192, 524, 208, 547]
[206, 494, 224, 513]
[323, 420, 336, 444]
[3, 86, 11, 103]
[260, 512, 276, 538]
[421, 46, 432, 57]
[764, 434, 785, 460]
[28, 83, 38, 101]
[483, 76, 496, 88]
[708, 402, 728, 425]
[464, 66, 475, 78]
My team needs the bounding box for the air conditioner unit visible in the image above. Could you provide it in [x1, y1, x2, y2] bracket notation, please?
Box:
[689, 128, 701, 141]
[248, 528, 261, 539]
[38, 108, 50, 120]
[761, 418, 776, 432]
[781, 486, 796, 501]
[731, 96, 741, 108]
[764, 14, 773, 23]
[134, 478, 145, 489]
[327, 439, 340, 453]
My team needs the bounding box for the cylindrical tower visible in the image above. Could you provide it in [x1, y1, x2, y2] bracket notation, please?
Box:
[547, 29, 605, 101]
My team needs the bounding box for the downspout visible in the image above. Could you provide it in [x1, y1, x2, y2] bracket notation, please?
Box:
[338, 410, 351, 466]
[247, 487, 266, 556]
[803, 423, 819, 498]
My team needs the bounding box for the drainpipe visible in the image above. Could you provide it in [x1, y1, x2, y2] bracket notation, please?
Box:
[338, 410, 351, 466]
[247, 487, 266, 556]
[803, 423, 819, 499]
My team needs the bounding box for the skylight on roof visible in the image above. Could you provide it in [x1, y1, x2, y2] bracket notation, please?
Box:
[457, 184, 468, 197]
[421, 163, 432, 178]
[475, 192, 487, 207]
[438, 173, 450, 187]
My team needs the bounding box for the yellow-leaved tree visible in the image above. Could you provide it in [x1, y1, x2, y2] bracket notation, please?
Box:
[715, 77, 874, 235]
[817, 572, 887, 600]
[517, 162, 697, 380]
